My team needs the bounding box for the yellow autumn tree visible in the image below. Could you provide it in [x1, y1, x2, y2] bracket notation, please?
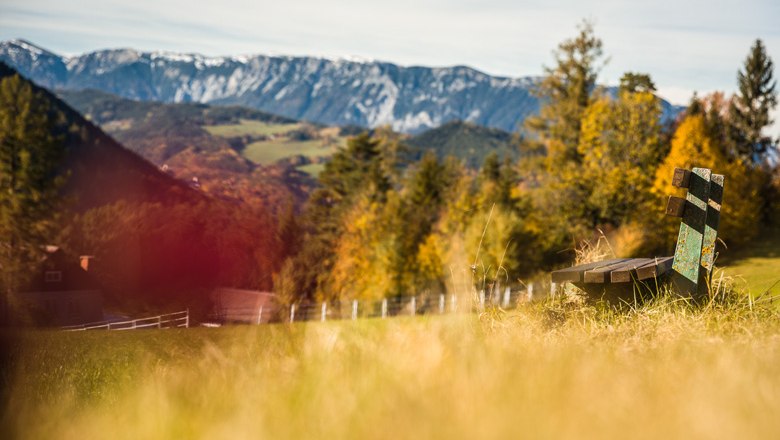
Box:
[328, 195, 396, 302]
[578, 90, 663, 227]
[649, 114, 763, 251]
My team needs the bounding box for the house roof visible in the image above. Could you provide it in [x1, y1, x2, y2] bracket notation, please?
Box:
[21, 248, 100, 293]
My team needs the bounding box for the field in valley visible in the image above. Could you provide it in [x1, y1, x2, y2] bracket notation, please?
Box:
[205, 119, 347, 175]
[2, 290, 780, 439]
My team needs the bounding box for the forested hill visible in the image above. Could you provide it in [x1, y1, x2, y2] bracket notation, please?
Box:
[407, 120, 518, 167]
[0, 61, 295, 312]
[0, 39, 682, 134]
[0, 61, 199, 211]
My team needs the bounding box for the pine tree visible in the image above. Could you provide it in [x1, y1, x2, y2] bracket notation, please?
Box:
[728, 39, 777, 162]
[525, 20, 606, 164]
[0, 75, 67, 297]
[619, 72, 656, 94]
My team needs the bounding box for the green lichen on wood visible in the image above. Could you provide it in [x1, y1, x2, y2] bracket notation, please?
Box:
[701, 174, 724, 272]
[672, 167, 711, 295]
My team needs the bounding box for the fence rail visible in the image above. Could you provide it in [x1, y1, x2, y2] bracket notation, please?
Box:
[62, 310, 189, 331]
[214, 283, 551, 325]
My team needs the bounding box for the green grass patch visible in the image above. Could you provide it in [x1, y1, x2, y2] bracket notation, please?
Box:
[720, 227, 780, 297]
[243, 139, 333, 165]
[3, 296, 780, 439]
[204, 119, 301, 137]
[297, 163, 325, 177]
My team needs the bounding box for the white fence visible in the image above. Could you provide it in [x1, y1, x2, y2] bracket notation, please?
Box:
[62, 310, 189, 331]
[225, 283, 551, 325]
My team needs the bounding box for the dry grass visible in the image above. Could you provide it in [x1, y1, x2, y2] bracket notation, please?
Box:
[2, 292, 780, 440]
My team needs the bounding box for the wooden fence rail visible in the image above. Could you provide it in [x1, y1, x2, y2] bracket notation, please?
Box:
[62, 310, 189, 331]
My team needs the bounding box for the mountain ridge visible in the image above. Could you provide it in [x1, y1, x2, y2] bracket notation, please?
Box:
[0, 39, 683, 134]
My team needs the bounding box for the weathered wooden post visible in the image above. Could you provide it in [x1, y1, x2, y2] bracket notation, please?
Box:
[479, 290, 485, 309]
[502, 287, 511, 308]
[351, 300, 358, 320]
[670, 167, 712, 296]
[550, 282, 557, 298]
[450, 294, 457, 312]
[439, 294, 445, 314]
[411, 296, 416, 316]
[185, 308, 189, 328]
[702, 173, 724, 283]
[527, 284, 533, 302]
[381, 298, 388, 318]
[321, 302, 327, 322]
[256, 306, 264, 325]
[290, 304, 296, 323]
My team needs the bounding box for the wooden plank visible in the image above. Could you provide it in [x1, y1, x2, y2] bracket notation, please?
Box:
[583, 259, 638, 283]
[701, 174, 724, 272]
[665, 196, 687, 217]
[635, 256, 674, 280]
[551, 258, 624, 283]
[609, 258, 654, 283]
[672, 168, 691, 188]
[671, 167, 711, 296]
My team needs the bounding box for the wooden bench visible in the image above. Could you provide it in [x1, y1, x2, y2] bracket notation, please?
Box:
[551, 167, 725, 300]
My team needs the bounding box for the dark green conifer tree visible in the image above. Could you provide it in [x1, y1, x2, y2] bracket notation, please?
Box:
[0, 75, 67, 297]
[728, 39, 777, 162]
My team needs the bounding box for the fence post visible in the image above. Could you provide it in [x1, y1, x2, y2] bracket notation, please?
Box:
[321, 302, 327, 322]
[550, 282, 557, 298]
[411, 296, 416, 316]
[502, 287, 511, 308]
[185, 309, 190, 328]
[352, 300, 358, 320]
[451, 294, 457, 313]
[257, 306, 264, 325]
[290, 304, 296, 323]
[439, 294, 445, 314]
[527, 284, 534, 302]
[479, 290, 485, 310]
[382, 298, 388, 318]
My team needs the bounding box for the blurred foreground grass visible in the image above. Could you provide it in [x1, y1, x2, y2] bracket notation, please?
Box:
[3, 295, 780, 439]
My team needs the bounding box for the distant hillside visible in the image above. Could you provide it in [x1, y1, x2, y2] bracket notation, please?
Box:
[56, 88, 334, 207]
[0, 62, 291, 312]
[407, 121, 518, 167]
[0, 61, 198, 211]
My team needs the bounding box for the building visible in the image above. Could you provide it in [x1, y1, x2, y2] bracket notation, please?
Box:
[9, 247, 103, 326]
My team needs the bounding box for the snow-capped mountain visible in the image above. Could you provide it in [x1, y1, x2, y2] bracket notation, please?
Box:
[0, 39, 679, 133]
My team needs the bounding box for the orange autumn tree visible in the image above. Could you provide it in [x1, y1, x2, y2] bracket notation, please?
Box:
[649, 113, 763, 252]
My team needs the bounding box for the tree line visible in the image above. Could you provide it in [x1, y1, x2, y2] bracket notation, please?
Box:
[276, 22, 779, 305]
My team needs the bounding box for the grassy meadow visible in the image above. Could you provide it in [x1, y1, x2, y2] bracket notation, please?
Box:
[204, 119, 346, 175]
[2, 292, 780, 439]
[721, 227, 780, 297]
[242, 139, 335, 165]
[203, 119, 302, 137]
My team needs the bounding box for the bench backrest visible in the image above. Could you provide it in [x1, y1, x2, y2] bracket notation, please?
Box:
[665, 167, 725, 296]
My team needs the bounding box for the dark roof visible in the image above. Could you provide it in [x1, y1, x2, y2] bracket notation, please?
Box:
[22, 248, 99, 293]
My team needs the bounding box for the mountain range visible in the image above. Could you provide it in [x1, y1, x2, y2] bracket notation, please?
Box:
[0, 39, 682, 134]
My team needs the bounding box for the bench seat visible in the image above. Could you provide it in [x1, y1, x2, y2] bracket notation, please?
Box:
[551, 257, 674, 285]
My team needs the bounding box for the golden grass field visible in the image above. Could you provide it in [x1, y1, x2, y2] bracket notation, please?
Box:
[2, 290, 780, 440]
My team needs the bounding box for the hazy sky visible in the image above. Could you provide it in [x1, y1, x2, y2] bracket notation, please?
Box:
[1, 0, 779, 109]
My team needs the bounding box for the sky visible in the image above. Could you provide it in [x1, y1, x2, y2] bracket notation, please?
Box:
[1, 0, 778, 116]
